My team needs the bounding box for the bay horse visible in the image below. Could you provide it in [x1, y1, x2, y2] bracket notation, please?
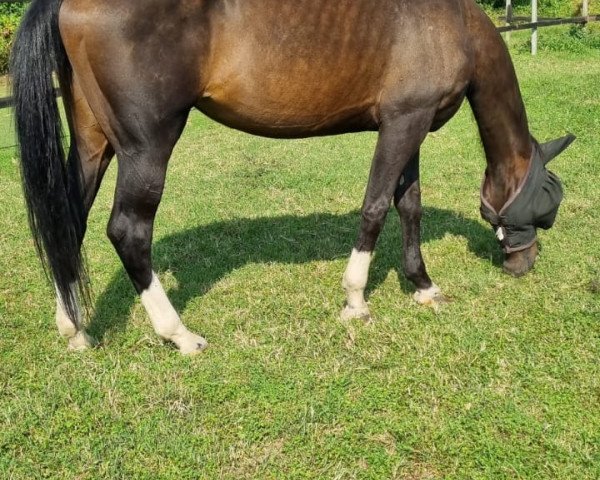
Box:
[12, 0, 574, 354]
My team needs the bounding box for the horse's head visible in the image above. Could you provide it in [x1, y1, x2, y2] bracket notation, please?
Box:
[481, 134, 576, 277]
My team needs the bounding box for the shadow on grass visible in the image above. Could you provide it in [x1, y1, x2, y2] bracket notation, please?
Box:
[87, 207, 500, 341]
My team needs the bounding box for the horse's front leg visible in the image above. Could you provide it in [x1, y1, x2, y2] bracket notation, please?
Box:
[393, 151, 447, 308]
[341, 109, 435, 321]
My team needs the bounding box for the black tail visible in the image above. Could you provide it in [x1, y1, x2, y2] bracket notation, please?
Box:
[11, 0, 88, 320]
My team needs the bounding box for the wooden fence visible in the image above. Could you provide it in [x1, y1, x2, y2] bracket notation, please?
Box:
[501, 0, 598, 53]
[0, 96, 13, 110]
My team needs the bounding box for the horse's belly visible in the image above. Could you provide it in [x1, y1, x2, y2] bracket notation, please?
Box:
[197, 87, 379, 138]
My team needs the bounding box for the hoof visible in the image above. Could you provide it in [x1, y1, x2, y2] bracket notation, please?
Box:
[175, 332, 208, 356]
[340, 305, 372, 322]
[180, 341, 208, 356]
[413, 284, 448, 311]
[67, 330, 97, 351]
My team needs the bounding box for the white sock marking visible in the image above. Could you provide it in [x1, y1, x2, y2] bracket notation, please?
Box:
[413, 283, 442, 305]
[141, 273, 185, 340]
[342, 249, 372, 310]
[141, 272, 207, 353]
[55, 283, 95, 349]
[55, 283, 80, 339]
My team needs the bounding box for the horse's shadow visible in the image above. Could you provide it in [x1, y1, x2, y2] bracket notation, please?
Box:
[87, 207, 500, 341]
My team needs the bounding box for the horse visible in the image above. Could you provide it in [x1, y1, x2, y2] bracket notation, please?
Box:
[11, 0, 575, 354]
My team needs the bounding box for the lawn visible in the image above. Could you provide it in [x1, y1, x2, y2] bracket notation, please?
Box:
[0, 76, 8, 97]
[0, 47, 599, 479]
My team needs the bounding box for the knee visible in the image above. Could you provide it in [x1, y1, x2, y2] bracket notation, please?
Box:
[107, 212, 151, 264]
[107, 208, 152, 245]
[107, 214, 153, 291]
[107, 211, 129, 249]
[361, 202, 389, 232]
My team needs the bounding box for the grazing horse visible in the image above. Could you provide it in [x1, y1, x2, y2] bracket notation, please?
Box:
[12, 0, 574, 354]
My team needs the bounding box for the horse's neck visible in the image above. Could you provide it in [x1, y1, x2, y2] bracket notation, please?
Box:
[471, 89, 532, 212]
[466, 5, 533, 212]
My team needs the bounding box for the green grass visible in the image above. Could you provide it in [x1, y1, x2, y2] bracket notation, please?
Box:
[1, 50, 599, 479]
[0, 76, 9, 97]
[502, 24, 600, 54]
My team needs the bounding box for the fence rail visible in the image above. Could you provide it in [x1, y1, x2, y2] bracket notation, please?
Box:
[0, 96, 13, 109]
[0, 88, 61, 109]
[498, 15, 600, 33]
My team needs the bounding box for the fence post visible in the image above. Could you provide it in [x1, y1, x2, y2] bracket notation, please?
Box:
[583, 0, 589, 19]
[531, 0, 538, 55]
[505, 0, 513, 43]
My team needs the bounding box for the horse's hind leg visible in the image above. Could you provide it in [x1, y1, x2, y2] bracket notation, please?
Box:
[107, 113, 206, 355]
[341, 109, 435, 320]
[56, 78, 114, 350]
[55, 286, 92, 350]
[393, 151, 446, 308]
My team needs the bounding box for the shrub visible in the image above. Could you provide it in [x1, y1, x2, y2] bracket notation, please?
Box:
[0, 5, 25, 75]
[539, 24, 600, 51]
[0, 3, 27, 16]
